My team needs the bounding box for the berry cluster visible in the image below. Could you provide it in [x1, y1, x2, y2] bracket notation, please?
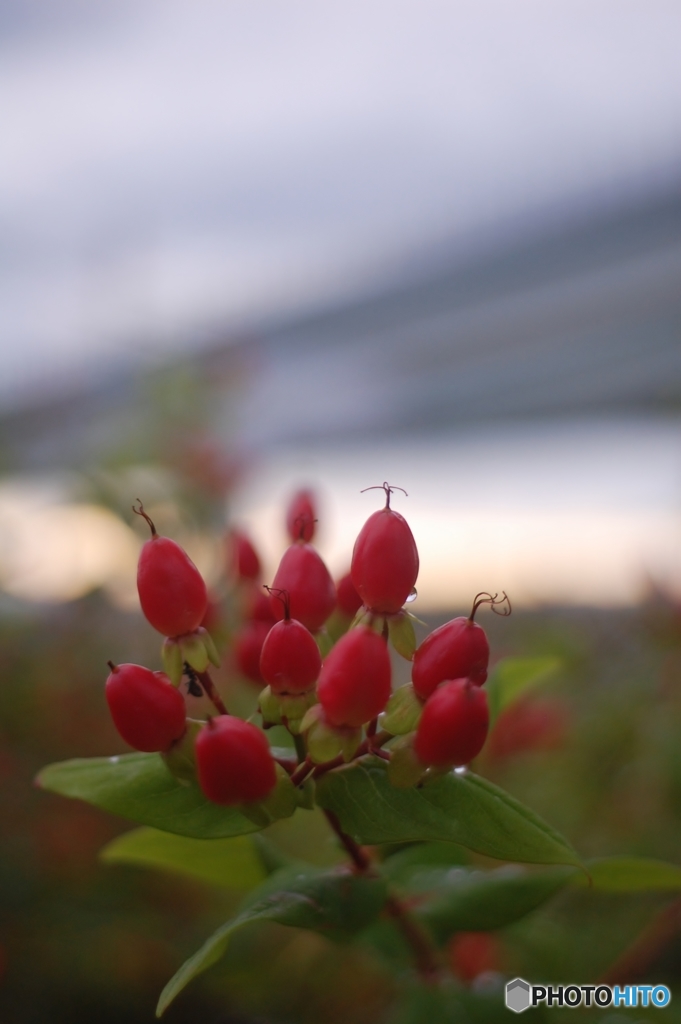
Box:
[105, 487, 510, 811]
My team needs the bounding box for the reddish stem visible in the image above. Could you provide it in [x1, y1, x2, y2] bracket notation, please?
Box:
[598, 896, 681, 985]
[360, 481, 408, 509]
[290, 758, 313, 787]
[264, 586, 291, 620]
[372, 748, 392, 763]
[312, 729, 393, 780]
[323, 809, 372, 871]
[468, 590, 512, 621]
[322, 809, 440, 981]
[132, 499, 157, 537]
[195, 670, 229, 716]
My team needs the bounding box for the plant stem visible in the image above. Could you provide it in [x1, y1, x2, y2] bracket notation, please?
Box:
[322, 809, 440, 982]
[383, 894, 440, 981]
[598, 896, 681, 985]
[312, 729, 393, 780]
[196, 670, 229, 716]
[293, 733, 307, 763]
[290, 758, 313, 787]
[323, 809, 372, 870]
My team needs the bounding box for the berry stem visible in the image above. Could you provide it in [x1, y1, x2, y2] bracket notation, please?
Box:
[195, 670, 229, 716]
[360, 481, 408, 509]
[468, 590, 512, 621]
[264, 586, 291, 620]
[311, 729, 393, 780]
[293, 733, 307, 764]
[132, 499, 157, 537]
[371, 748, 392, 763]
[597, 895, 681, 985]
[323, 809, 372, 870]
[383, 894, 441, 981]
[290, 757, 313, 787]
[322, 809, 440, 981]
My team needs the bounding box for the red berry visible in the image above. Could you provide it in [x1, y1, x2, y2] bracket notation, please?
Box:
[286, 488, 317, 543]
[414, 678, 489, 767]
[105, 662, 186, 753]
[227, 529, 262, 581]
[449, 932, 501, 983]
[317, 625, 392, 728]
[487, 697, 568, 760]
[260, 617, 321, 695]
[351, 488, 418, 615]
[336, 572, 363, 619]
[234, 620, 271, 683]
[248, 587, 277, 624]
[270, 543, 336, 632]
[195, 716, 276, 805]
[200, 593, 223, 633]
[412, 617, 489, 699]
[134, 503, 208, 638]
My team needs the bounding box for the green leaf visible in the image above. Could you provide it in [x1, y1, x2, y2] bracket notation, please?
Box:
[37, 754, 264, 839]
[156, 866, 387, 1016]
[579, 857, 681, 891]
[382, 684, 423, 736]
[387, 736, 425, 789]
[415, 865, 574, 941]
[388, 613, 416, 660]
[486, 656, 562, 724]
[179, 633, 211, 673]
[379, 842, 471, 883]
[316, 761, 581, 867]
[161, 638, 184, 686]
[100, 828, 267, 890]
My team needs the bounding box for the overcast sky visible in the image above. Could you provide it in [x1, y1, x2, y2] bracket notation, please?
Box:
[2, 0, 681, 406]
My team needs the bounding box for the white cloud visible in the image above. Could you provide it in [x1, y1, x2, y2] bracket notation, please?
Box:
[2, 0, 681, 400]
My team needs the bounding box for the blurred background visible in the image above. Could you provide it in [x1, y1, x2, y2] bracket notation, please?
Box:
[1, 1, 681, 1021]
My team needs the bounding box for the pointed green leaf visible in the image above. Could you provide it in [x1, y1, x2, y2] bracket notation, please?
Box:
[161, 719, 201, 784]
[387, 736, 424, 789]
[197, 628, 221, 668]
[486, 656, 562, 724]
[382, 684, 423, 736]
[179, 634, 210, 673]
[161, 638, 184, 686]
[156, 866, 387, 1016]
[255, 762, 298, 821]
[37, 754, 264, 839]
[380, 842, 471, 883]
[315, 628, 334, 658]
[350, 606, 372, 630]
[100, 828, 267, 890]
[415, 865, 575, 941]
[250, 833, 293, 875]
[316, 761, 581, 867]
[388, 613, 416, 660]
[577, 857, 681, 891]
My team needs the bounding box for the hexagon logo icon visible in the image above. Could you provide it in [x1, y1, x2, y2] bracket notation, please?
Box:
[505, 978, 531, 1013]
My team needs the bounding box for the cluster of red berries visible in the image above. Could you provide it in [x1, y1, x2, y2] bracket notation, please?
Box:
[105, 486, 510, 811]
[411, 591, 509, 769]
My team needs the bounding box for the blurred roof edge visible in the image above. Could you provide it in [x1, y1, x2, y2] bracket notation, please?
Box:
[3, 179, 681, 471]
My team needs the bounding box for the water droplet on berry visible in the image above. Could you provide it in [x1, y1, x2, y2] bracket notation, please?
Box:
[454, 765, 467, 775]
[405, 587, 418, 604]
